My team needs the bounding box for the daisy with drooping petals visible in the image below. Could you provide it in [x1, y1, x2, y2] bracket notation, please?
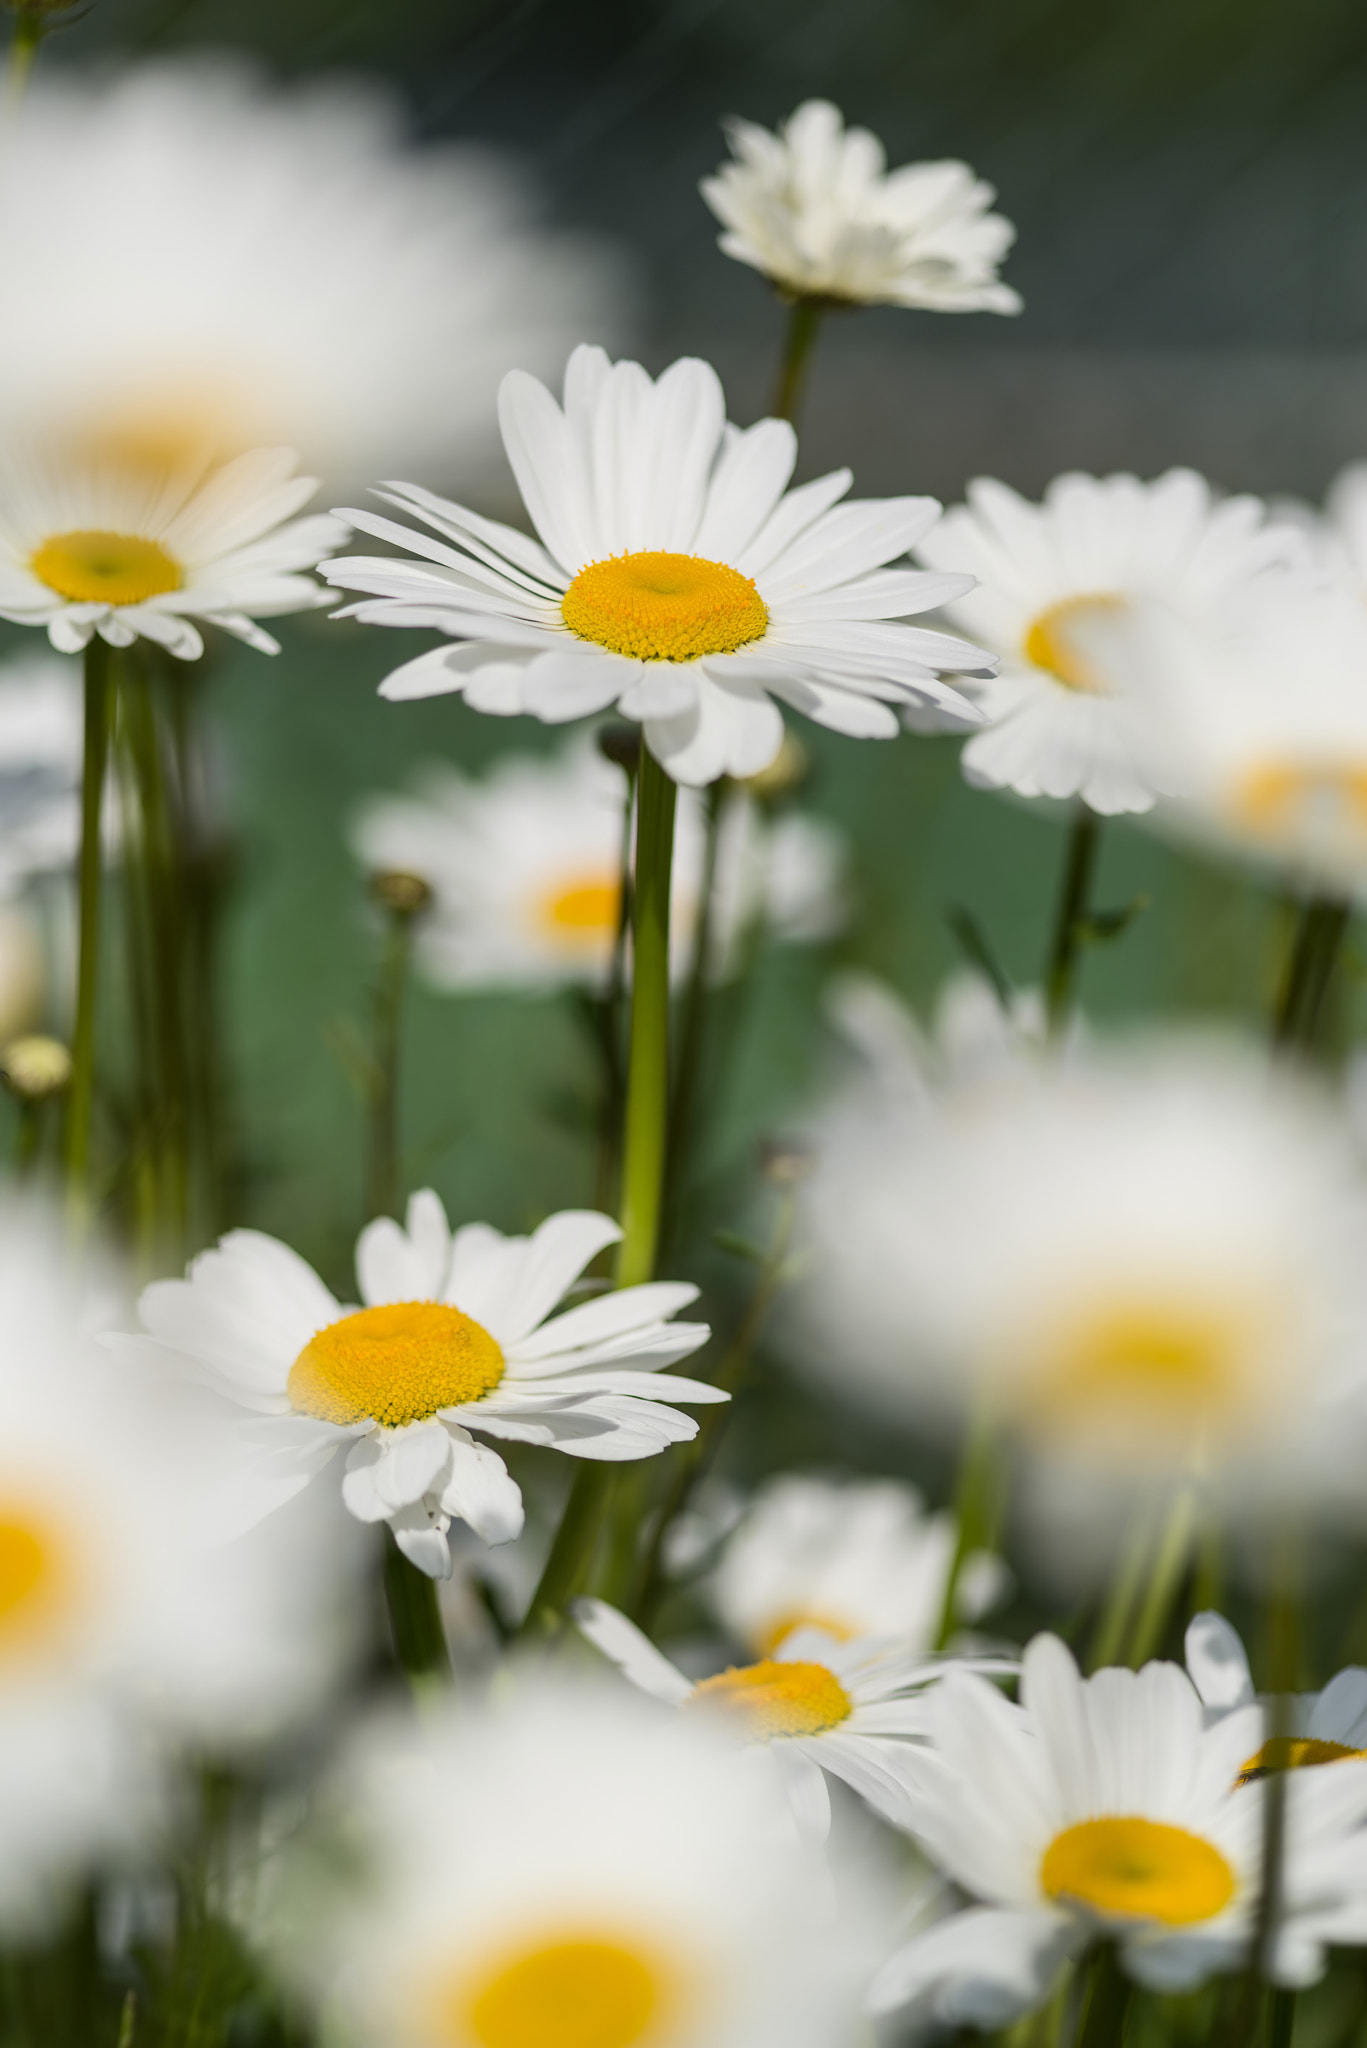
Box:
[868, 1634, 1367, 2032]
[574, 1597, 1005, 1840]
[700, 101, 1020, 315]
[709, 1474, 1003, 1659]
[915, 469, 1305, 814]
[323, 345, 994, 787]
[349, 736, 847, 992]
[112, 1190, 718, 1580]
[1187, 1611, 1367, 1781]
[0, 447, 347, 659]
[284, 1683, 884, 2048]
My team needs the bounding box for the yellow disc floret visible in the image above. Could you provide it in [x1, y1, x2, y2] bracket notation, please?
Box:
[1237, 1736, 1367, 1785]
[0, 1503, 71, 1655]
[754, 1610, 856, 1657]
[686, 1657, 852, 1738]
[562, 552, 768, 663]
[539, 875, 621, 938]
[1041, 1817, 1234, 1926]
[461, 1935, 665, 2048]
[1024, 595, 1128, 694]
[287, 1301, 504, 1430]
[30, 531, 183, 606]
[1023, 1295, 1253, 1449]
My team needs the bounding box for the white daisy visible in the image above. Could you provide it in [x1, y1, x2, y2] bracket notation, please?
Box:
[349, 736, 847, 992]
[0, 1206, 364, 1929]
[0, 446, 347, 660]
[868, 1633, 1367, 2032]
[1187, 1612, 1367, 1780]
[795, 1033, 1367, 1506]
[699, 101, 1020, 314]
[0, 62, 622, 491]
[323, 344, 994, 788]
[574, 1597, 1002, 1841]
[284, 1682, 883, 2048]
[915, 469, 1305, 814]
[112, 1189, 719, 1581]
[709, 1473, 1003, 1658]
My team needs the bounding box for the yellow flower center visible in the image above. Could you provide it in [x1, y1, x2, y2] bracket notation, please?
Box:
[1041, 1817, 1235, 1926]
[286, 1301, 504, 1430]
[686, 1657, 852, 1738]
[29, 531, 183, 607]
[539, 874, 621, 939]
[460, 1936, 667, 2048]
[1237, 1736, 1367, 1785]
[561, 552, 768, 663]
[1232, 762, 1367, 851]
[754, 1609, 856, 1656]
[1021, 1295, 1257, 1449]
[1024, 595, 1129, 694]
[0, 1504, 71, 1655]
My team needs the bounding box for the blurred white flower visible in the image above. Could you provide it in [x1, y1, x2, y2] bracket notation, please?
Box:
[870, 1635, 1367, 2029]
[324, 344, 993, 786]
[700, 101, 1019, 314]
[114, 1190, 718, 1581]
[796, 1032, 1367, 1504]
[0, 62, 623, 492]
[0, 1207, 363, 1929]
[1187, 1611, 1367, 1777]
[916, 470, 1305, 814]
[0, 654, 84, 891]
[0, 447, 346, 659]
[289, 1682, 882, 2048]
[350, 737, 847, 993]
[709, 1474, 988, 1657]
[576, 1597, 1010, 1842]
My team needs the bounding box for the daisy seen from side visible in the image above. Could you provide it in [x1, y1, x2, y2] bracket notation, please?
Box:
[323, 344, 994, 787]
[112, 1189, 718, 1580]
[1187, 1611, 1367, 1781]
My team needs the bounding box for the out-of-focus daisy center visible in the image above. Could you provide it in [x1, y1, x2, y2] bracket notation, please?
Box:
[755, 1610, 856, 1656]
[287, 1301, 504, 1429]
[459, 1933, 667, 2048]
[539, 873, 621, 939]
[1024, 595, 1129, 694]
[1024, 1297, 1249, 1437]
[1041, 1817, 1234, 1926]
[1232, 763, 1367, 850]
[686, 1657, 852, 1737]
[0, 1506, 68, 1651]
[30, 531, 183, 607]
[562, 552, 768, 664]
[1237, 1736, 1367, 1785]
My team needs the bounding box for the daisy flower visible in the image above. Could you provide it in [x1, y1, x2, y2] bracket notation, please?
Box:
[700, 101, 1020, 314]
[0, 62, 622, 491]
[574, 1597, 1005, 1841]
[113, 1189, 718, 1580]
[285, 1683, 884, 2048]
[0, 1206, 364, 1929]
[323, 344, 994, 787]
[795, 1034, 1367, 1507]
[915, 468, 1305, 814]
[1187, 1612, 1367, 1781]
[868, 1634, 1367, 2032]
[349, 736, 847, 993]
[0, 446, 347, 660]
[709, 1473, 1003, 1658]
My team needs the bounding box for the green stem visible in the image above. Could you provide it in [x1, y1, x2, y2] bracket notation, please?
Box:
[1272, 895, 1349, 1056]
[4, 10, 43, 112]
[63, 637, 111, 1227]
[664, 780, 724, 1237]
[1076, 1945, 1132, 2048]
[366, 903, 415, 1222]
[1086, 1504, 1156, 1673]
[1124, 1485, 1195, 1668]
[1045, 807, 1101, 1037]
[616, 745, 676, 1290]
[517, 1464, 615, 1643]
[770, 298, 826, 425]
[1268, 1988, 1296, 2048]
[382, 1528, 449, 1684]
[933, 1406, 1003, 1650]
[589, 745, 636, 1215]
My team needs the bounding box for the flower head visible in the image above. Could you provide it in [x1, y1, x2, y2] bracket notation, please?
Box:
[114, 1190, 719, 1580]
[700, 101, 1019, 314]
[916, 469, 1305, 814]
[1187, 1612, 1367, 1781]
[324, 345, 993, 787]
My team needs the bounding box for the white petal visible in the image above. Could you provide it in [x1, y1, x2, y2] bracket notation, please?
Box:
[510, 1281, 701, 1360]
[572, 1597, 693, 1704]
[438, 1431, 524, 1545]
[389, 1500, 453, 1580]
[866, 1908, 1081, 2029]
[1184, 1612, 1256, 1713]
[521, 648, 639, 723]
[375, 1420, 452, 1507]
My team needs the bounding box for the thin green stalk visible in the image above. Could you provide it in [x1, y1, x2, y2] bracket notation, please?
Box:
[4, 9, 43, 111]
[1086, 1504, 1156, 1673]
[1124, 1485, 1195, 1668]
[933, 1406, 1003, 1650]
[1272, 895, 1349, 1056]
[1045, 806, 1101, 1037]
[1076, 1945, 1132, 2048]
[382, 1528, 449, 1684]
[365, 880, 424, 1223]
[1268, 1987, 1296, 2048]
[664, 780, 724, 1228]
[589, 740, 636, 1214]
[64, 637, 112, 1227]
[770, 298, 826, 425]
[616, 746, 676, 1290]
[1228, 1538, 1300, 2048]
[518, 1464, 616, 1644]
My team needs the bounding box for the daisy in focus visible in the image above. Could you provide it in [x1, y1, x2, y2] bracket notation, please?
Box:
[700, 101, 1019, 314]
[0, 63, 622, 491]
[287, 1683, 883, 2048]
[349, 737, 847, 992]
[1187, 1611, 1367, 1781]
[915, 468, 1305, 813]
[113, 1190, 718, 1579]
[796, 1033, 1367, 1502]
[0, 447, 347, 659]
[574, 1597, 1003, 1839]
[323, 344, 994, 787]
[868, 1634, 1367, 2033]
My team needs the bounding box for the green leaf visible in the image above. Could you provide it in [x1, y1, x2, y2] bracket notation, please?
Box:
[944, 902, 1014, 1007]
[1076, 894, 1151, 944]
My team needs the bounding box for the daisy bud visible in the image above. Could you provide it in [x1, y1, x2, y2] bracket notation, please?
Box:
[0, 1034, 70, 1100]
[368, 869, 431, 918]
[741, 731, 809, 801]
[596, 723, 641, 773]
[760, 1136, 812, 1186]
